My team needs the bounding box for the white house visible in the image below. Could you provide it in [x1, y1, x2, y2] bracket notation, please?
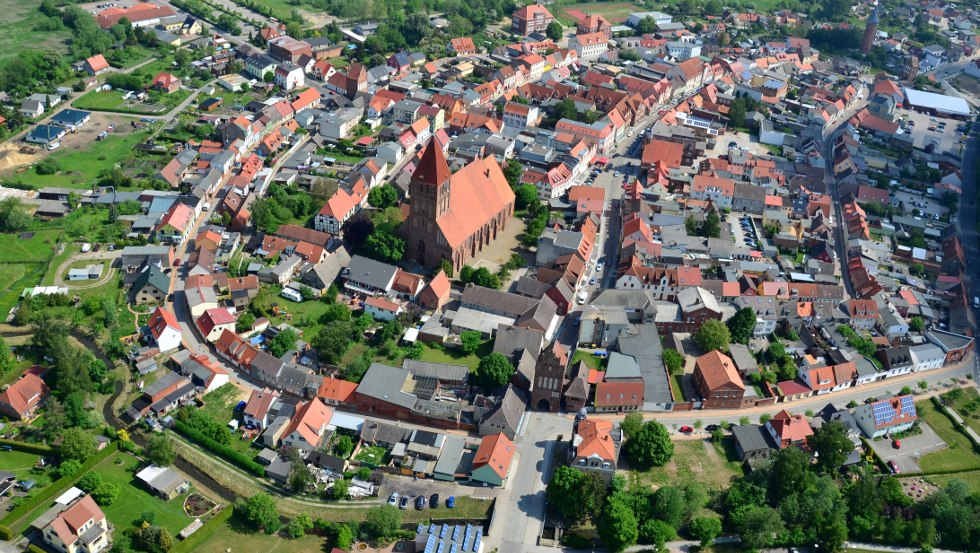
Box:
[363, 296, 403, 321]
[148, 307, 182, 352]
[274, 64, 305, 91]
[910, 343, 945, 372]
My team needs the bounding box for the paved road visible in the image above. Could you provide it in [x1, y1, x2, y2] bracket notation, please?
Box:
[822, 83, 870, 299]
[958, 119, 979, 381]
[485, 411, 572, 552]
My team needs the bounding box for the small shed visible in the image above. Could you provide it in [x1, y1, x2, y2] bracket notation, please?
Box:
[136, 465, 190, 500]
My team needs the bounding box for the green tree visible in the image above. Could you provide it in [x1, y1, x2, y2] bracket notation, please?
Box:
[638, 519, 674, 547]
[460, 330, 483, 354]
[598, 494, 639, 552]
[435, 258, 454, 278]
[333, 435, 355, 458]
[313, 323, 353, 364]
[144, 433, 176, 466]
[362, 505, 402, 545]
[662, 348, 684, 374]
[0, 336, 13, 375]
[236, 312, 256, 333]
[474, 353, 514, 390]
[689, 516, 721, 547]
[636, 16, 657, 34]
[268, 329, 299, 357]
[546, 20, 563, 40]
[367, 184, 398, 208]
[727, 307, 756, 345]
[694, 319, 731, 352]
[236, 493, 281, 534]
[701, 209, 721, 238]
[78, 472, 103, 492]
[91, 482, 120, 505]
[810, 419, 855, 474]
[651, 486, 686, 528]
[736, 506, 784, 549]
[514, 184, 538, 210]
[624, 420, 674, 468]
[331, 478, 350, 499]
[503, 159, 524, 188]
[58, 427, 96, 462]
[620, 411, 644, 438]
[363, 230, 405, 263]
[57, 459, 83, 479]
[909, 316, 925, 332]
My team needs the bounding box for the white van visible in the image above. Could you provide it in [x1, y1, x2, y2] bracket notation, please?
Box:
[577, 291, 588, 305]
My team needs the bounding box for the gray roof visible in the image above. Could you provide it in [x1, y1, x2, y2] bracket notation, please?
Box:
[143, 371, 185, 398]
[606, 351, 642, 379]
[357, 363, 417, 409]
[732, 424, 775, 454]
[461, 284, 538, 318]
[514, 276, 551, 299]
[360, 420, 409, 445]
[728, 343, 758, 373]
[345, 255, 398, 291]
[926, 330, 973, 352]
[618, 324, 672, 407]
[479, 385, 526, 433]
[433, 435, 466, 477]
[403, 359, 469, 384]
[493, 325, 544, 361]
[590, 289, 657, 311]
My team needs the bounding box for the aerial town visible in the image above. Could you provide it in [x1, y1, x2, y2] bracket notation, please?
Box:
[0, 0, 976, 551]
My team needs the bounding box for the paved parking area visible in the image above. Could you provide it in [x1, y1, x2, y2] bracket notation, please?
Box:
[866, 421, 947, 473]
[898, 109, 967, 154]
[728, 213, 757, 247]
[892, 190, 949, 221]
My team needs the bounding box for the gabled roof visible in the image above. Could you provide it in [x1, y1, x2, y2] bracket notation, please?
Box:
[156, 202, 194, 233]
[472, 433, 514, 479]
[85, 54, 109, 72]
[283, 399, 333, 446]
[766, 410, 813, 443]
[575, 417, 617, 462]
[148, 307, 180, 340]
[47, 495, 105, 546]
[317, 376, 357, 403]
[244, 387, 279, 420]
[0, 374, 48, 416]
[695, 350, 743, 391]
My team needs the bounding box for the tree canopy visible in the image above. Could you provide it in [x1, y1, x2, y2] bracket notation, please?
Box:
[694, 319, 731, 352]
[726, 307, 756, 345]
[623, 420, 674, 469]
[474, 353, 514, 390]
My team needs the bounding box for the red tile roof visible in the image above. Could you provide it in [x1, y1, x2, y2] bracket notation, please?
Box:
[284, 399, 333, 447]
[317, 377, 357, 404]
[96, 2, 174, 28]
[48, 495, 105, 546]
[766, 410, 813, 445]
[86, 54, 109, 72]
[695, 350, 744, 391]
[148, 307, 179, 341]
[642, 139, 684, 168]
[0, 374, 48, 418]
[157, 202, 194, 233]
[574, 419, 616, 461]
[473, 433, 514, 479]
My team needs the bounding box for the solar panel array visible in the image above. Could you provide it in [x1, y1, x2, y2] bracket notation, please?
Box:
[420, 524, 483, 553]
[871, 396, 917, 425]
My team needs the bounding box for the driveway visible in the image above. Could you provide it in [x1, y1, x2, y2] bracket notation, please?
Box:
[866, 422, 947, 473]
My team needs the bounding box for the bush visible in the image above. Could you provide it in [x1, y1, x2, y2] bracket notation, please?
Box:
[173, 421, 265, 477]
[0, 525, 12, 540]
[0, 439, 55, 456]
[27, 545, 45, 553]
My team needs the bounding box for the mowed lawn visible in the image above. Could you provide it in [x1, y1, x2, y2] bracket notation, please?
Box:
[930, 470, 980, 493]
[194, 520, 328, 553]
[628, 439, 743, 491]
[0, 230, 61, 262]
[92, 452, 195, 537]
[558, 2, 640, 24]
[0, 449, 46, 474]
[19, 129, 153, 189]
[942, 387, 980, 436]
[0, 0, 68, 61]
[917, 400, 980, 472]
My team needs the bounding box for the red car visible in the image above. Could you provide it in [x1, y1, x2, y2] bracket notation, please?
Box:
[888, 460, 900, 474]
[892, 439, 901, 449]
[679, 426, 694, 433]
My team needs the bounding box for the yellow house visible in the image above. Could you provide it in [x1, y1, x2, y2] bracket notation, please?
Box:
[41, 495, 111, 553]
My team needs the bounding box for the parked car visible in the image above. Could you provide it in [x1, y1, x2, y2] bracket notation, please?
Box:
[399, 495, 410, 509]
[679, 426, 694, 433]
[446, 496, 456, 508]
[416, 496, 426, 510]
[888, 460, 900, 474]
[430, 494, 440, 509]
[892, 439, 901, 449]
[704, 424, 720, 432]
[589, 277, 596, 285]
[387, 492, 399, 506]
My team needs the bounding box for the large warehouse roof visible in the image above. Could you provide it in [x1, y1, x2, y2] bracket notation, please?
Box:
[903, 87, 971, 116]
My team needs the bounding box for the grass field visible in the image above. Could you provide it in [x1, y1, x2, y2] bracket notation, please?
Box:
[917, 400, 980, 472]
[0, 449, 46, 474]
[195, 521, 328, 553]
[73, 90, 187, 115]
[0, 0, 67, 62]
[571, 349, 605, 371]
[930, 470, 980, 493]
[941, 387, 980, 436]
[628, 438, 743, 491]
[0, 230, 61, 263]
[18, 129, 155, 189]
[92, 452, 195, 537]
[556, 2, 641, 25]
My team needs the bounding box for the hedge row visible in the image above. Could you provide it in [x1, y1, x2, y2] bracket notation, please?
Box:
[1, 442, 119, 531]
[173, 422, 265, 477]
[0, 439, 55, 456]
[172, 505, 235, 553]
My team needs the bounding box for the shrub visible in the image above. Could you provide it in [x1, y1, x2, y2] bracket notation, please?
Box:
[173, 421, 265, 477]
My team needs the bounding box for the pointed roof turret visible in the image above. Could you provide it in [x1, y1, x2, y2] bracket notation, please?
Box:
[414, 139, 451, 186]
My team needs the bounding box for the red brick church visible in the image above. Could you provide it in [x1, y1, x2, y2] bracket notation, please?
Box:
[406, 141, 515, 272]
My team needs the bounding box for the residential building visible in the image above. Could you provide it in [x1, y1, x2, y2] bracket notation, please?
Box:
[282, 399, 333, 454]
[570, 32, 609, 60]
[693, 350, 748, 409]
[147, 307, 181, 352]
[39, 495, 111, 553]
[569, 418, 620, 480]
[854, 395, 917, 438]
[764, 410, 814, 448]
[0, 374, 49, 420]
[470, 433, 514, 487]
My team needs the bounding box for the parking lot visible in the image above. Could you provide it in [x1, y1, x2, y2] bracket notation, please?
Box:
[892, 190, 949, 221]
[866, 422, 947, 473]
[729, 212, 758, 248]
[897, 109, 968, 154]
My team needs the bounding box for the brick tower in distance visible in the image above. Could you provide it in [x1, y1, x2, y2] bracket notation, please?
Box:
[861, 6, 879, 55]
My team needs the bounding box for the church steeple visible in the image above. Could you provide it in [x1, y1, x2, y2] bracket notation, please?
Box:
[861, 5, 879, 54]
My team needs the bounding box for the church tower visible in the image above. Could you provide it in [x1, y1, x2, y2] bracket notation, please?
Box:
[861, 6, 879, 55]
[407, 140, 452, 265]
[905, 55, 919, 84]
